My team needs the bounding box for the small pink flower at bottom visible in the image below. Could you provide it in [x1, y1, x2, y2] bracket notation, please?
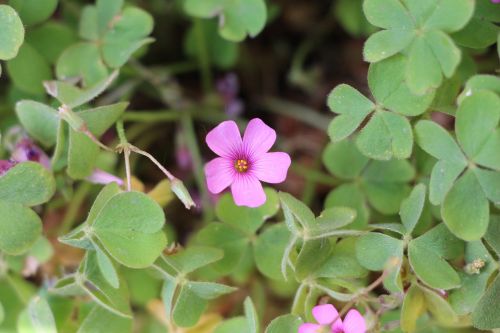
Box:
[204, 118, 291, 207]
[299, 304, 366, 333]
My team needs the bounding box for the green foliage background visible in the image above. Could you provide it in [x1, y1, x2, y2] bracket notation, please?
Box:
[0, 0, 499, 332]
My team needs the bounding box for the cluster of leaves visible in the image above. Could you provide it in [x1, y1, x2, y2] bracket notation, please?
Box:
[0, 0, 499, 332]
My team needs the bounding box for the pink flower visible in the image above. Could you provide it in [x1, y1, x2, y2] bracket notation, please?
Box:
[492, 0, 500, 3]
[86, 169, 124, 186]
[299, 304, 366, 333]
[11, 139, 51, 170]
[205, 118, 291, 207]
[0, 160, 16, 176]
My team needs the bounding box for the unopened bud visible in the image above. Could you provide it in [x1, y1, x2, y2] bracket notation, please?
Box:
[170, 178, 195, 209]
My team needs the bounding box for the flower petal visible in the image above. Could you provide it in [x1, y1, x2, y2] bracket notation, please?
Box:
[252, 152, 291, 183]
[343, 309, 366, 333]
[231, 174, 266, 207]
[206, 120, 242, 158]
[243, 118, 276, 158]
[298, 323, 322, 333]
[312, 304, 339, 325]
[205, 157, 235, 194]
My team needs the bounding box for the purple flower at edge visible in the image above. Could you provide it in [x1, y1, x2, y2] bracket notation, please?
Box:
[299, 304, 366, 333]
[204, 118, 291, 207]
[492, 0, 500, 3]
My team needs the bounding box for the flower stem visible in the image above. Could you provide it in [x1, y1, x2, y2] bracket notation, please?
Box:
[116, 120, 132, 191]
[58, 182, 92, 236]
[181, 113, 214, 221]
[194, 18, 213, 93]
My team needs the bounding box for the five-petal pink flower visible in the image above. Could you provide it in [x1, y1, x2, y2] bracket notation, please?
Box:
[299, 304, 366, 333]
[204, 118, 291, 207]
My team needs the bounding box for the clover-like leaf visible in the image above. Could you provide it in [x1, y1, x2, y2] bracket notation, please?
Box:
[56, 42, 108, 86]
[253, 223, 290, 280]
[356, 232, 404, 271]
[184, 0, 267, 42]
[0, 5, 25, 61]
[363, 0, 474, 94]
[91, 191, 167, 268]
[0, 162, 55, 206]
[0, 201, 42, 255]
[7, 43, 51, 95]
[78, 306, 132, 333]
[408, 241, 461, 290]
[15, 101, 59, 148]
[399, 184, 426, 235]
[472, 274, 500, 329]
[265, 314, 303, 333]
[10, 0, 58, 26]
[17, 297, 57, 333]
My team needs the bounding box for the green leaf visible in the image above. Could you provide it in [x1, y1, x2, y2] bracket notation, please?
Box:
[17, 297, 57, 333]
[399, 184, 426, 234]
[9, 0, 58, 26]
[253, 224, 290, 280]
[265, 314, 302, 333]
[452, 17, 500, 49]
[473, 129, 500, 171]
[314, 238, 368, 279]
[357, 111, 413, 160]
[429, 159, 466, 205]
[415, 120, 465, 163]
[485, 215, 500, 256]
[419, 285, 458, 326]
[363, 0, 413, 29]
[216, 188, 279, 234]
[77, 306, 132, 333]
[295, 239, 332, 280]
[322, 141, 368, 180]
[7, 43, 51, 95]
[449, 241, 496, 315]
[0, 162, 55, 206]
[308, 207, 357, 238]
[27, 22, 77, 65]
[101, 7, 154, 68]
[363, 29, 414, 63]
[368, 55, 434, 116]
[92, 191, 167, 268]
[326, 84, 374, 142]
[86, 183, 122, 226]
[94, 244, 120, 289]
[15, 101, 58, 147]
[472, 275, 500, 330]
[355, 232, 403, 271]
[195, 223, 248, 274]
[0, 5, 25, 60]
[400, 284, 425, 333]
[423, 0, 474, 33]
[67, 129, 99, 179]
[56, 42, 108, 87]
[408, 241, 461, 290]
[79, 5, 99, 41]
[157, 246, 223, 275]
[335, 0, 377, 37]
[456, 91, 500, 158]
[363, 159, 416, 182]
[406, 37, 442, 95]
[188, 281, 236, 300]
[413, 224, 463, 260]
[442, 171, 489, 241]
[96, 0, 123, 34]
[244, 297, 259, 333]
[425, 30, 461, 79]
[184, 0, 267, 42]
[325, 183, 369, 229]
[215, 317, 249, 333]
[474, 168, 500, 204]
[279, 192, 315, 231]
[79, 102, 128, 136]
[172, 285, 207, 327]
[80, 252, 132, 318]
[0, 202, 41, 255]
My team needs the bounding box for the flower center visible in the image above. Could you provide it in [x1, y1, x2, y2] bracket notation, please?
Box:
[234, 159, 249, 173]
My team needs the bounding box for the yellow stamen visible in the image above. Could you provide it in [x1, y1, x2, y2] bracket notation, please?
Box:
[234, 159, 249, 173]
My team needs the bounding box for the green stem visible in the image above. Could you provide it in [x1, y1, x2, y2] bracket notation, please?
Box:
[259, 97, 332, 131]
[58, 183, 92, 236]
[194, 18, 213, 93]
[181, 114, 213, 222]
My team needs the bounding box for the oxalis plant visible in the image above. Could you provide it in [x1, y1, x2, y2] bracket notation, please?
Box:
[0, 0, 499, 332]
